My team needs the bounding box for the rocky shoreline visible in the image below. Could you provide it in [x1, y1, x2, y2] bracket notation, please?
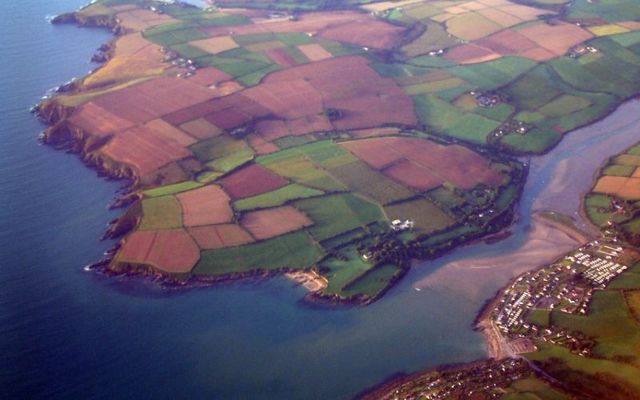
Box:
[37, 2, 525, 307]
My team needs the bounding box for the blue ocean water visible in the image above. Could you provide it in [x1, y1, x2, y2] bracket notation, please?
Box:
[2, 1, 640, 399]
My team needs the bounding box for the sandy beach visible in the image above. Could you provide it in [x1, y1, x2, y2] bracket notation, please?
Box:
[413, 213, 588, 302]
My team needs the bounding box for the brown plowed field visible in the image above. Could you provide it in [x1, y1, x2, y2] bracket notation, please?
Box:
[102, 125, 192, 176]
[319, 20, 403, 49]
[241, 206, 313, 240]
[265, 48, 297, 67]
[518, 22, 593, 56]
[220, 163, 289, 199]
[84, 35, 167, 89]
[243, 79, 323, 119]
[262, 56, 417, 128]
[69, 102, 135, 136]
[286, 118, 312, 136]
[248, 135, 280, 155]
[179, 118, 223, 140]
[256, 119, 291, 141]
[118, 229, 200, 273]
[188, 224, 254, 249]
[341, 137, 503, 190]
[92, 77, 216, 124]
[477, 7, 522, 27]
[210, 81, 245, 98]
[205, 108, 253, 130]
[444, 43, 501, 64]
[476, 29, 538, 54]
[520, 47, 556, 61]
[144, 118, 197, 146]
[190, 36, 238, 54]
[118, 231, 156, 262]
[202, 11, 405, 50]
[297, 44, 332, 61]
[307, 114, 333, 132]
[116, 9, 176, 31]
[594, 176, 640, 200]
[383, 160, 444, 191]
[162, 101, 220, 126]
[341, 139, 403, 169]
[176, 185, 233, 226]
[187, 67, 233, 86]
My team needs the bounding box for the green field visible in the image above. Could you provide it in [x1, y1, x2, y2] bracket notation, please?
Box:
[144, 181, 203, 198]
[295, 193, 384, 241]
[328, 160, 416, 205]
[234, 184, 323, 210]
[340, 264, 401, 298]
[138, 196, 182, 230]
[194, 231, 325, 276]
[385, 198, 454, 235]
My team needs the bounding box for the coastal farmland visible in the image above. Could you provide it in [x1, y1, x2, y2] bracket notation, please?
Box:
[43, 0, 640, 303]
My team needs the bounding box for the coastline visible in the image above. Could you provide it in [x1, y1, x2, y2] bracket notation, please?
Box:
[36, 4, 525, 306]
[40, 2, 639, 309]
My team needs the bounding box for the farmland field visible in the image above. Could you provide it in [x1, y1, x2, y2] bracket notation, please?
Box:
[49, 0, 609, 300]
[295, 194, 384, 241]
[194, 231, 325, 276]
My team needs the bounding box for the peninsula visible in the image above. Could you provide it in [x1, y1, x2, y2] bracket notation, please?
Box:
[39, 0, 640, 305]
[358, 142, 640, 399]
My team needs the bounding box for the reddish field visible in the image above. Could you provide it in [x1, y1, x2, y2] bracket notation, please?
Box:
[205, 108, 253, 130]
[187, 67, 233, 86]
[220, 163, 289, 199]
[240, 206, 313, 240]
[118, 229, 200, 273]
[143, 118, 197, 146]
[202, 11, 405, 49]
[188, 224, 254, 249]
[444, 43, 501, 64]
[92, 77, 216, 124]
[384, 160, 444, 191]
[265, 48, 297, 67]
[179, 118, 223, 140]
[243, 79, 324, 119]
[341, 139, 403, 169]
[286, 118, 313, 136]
[255, 119, 291, 141]
[594, 176, 640, 200]
[69, 102, 135, 136]
[176, 185, 233, 226]
[476, 29, 537, 54]
[341, 137, 503, 189]
[248, 134, 280, 155]
[297, 44, 332, 61]
[102, 125, 192, 176]
[318, 19, 404, 49]
[116, 8, 175, 31]
[518, 22, 593, 56]
[262, 56, 417, 129]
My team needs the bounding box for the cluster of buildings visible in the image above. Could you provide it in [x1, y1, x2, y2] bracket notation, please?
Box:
[387, 359, 531, 400]
[492, 119, 530, 139]
[163, 52, 198, 78]
[570, 246, 628, 287]
[390, 219, 414, 232]
[492, 240, 631, 356]
[568, 44, 599, 58]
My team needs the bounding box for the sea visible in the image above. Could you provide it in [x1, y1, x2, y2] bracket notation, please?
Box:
[1, 1, 640, 399]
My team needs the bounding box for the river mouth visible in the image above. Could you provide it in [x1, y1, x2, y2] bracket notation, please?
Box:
[411, 98, 640, 318]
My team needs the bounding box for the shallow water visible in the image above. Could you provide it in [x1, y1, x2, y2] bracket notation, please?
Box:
[1, 1, 640, 399]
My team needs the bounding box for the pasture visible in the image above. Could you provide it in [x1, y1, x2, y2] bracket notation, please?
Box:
[194, 231, 325, 275]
